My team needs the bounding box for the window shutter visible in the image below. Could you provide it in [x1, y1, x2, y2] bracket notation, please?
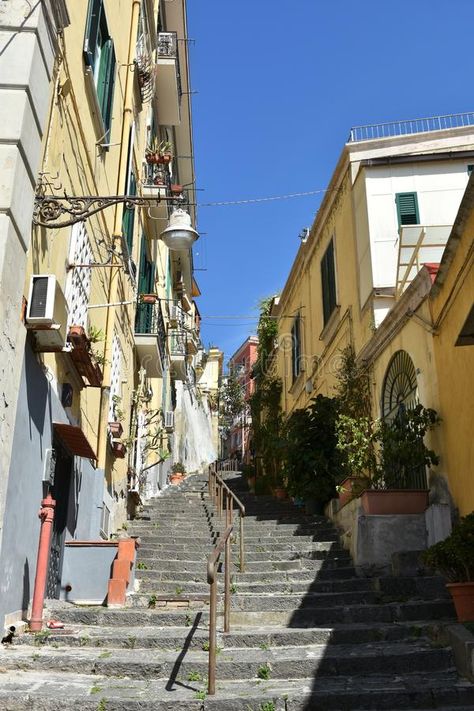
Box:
[321, 239, 337, 326]
[123, 172, 137, 254]
[83, 0, 102, 68]
[97, 37, 116, 138]
[396, 192, 419, 226]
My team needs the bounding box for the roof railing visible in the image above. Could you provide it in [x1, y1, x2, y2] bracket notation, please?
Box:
[348, 111, 474, 143]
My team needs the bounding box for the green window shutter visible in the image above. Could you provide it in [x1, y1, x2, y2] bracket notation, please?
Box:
[136, 238, 156, 333]
[321, 239, 337, 326]
[83, 0, 102, 69]
[97, 38, 116, 138]
[291, 315, 301, 382]
[395, 192, 420, 226]
[123, 173, 137, 254]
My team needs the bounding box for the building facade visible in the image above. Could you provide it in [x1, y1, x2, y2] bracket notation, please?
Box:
[0, 0, 217, 627]
[272, 115, 474, 520]
[227, 335, 258, 462]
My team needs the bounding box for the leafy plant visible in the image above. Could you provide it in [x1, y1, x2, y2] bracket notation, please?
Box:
[422, 513, 474, 582]
[148, 594, 157, 608]
[283, 395, 341, 506]
[376, 404, 440, 489]
[175, 585, 184, 596]
[136, 562, 149, 570]
[187, 671, 203, 682]
[195, 690, 206, 701]
[260, 703, 276, 711]
[171, 462, 186, 474]
[201, 640, 210, 651]
[90, 685, 102, 694]
[256, 663, 272, 680]
[88, 325, 105, 343]
[112, 395, 125, 422]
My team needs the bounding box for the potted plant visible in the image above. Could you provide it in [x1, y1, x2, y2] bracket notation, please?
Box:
[111, 440, 127, 458]
[170, 462, 186, 485]
[422, 513, 474, 621]
[283, 395, 341, 515]
[360, 405, 439, 515]
[109, 395, 125, 438]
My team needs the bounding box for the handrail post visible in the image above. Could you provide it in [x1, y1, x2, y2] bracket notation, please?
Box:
[208, 573, 217, 695]
[240, 513, 245, 573]
[224, 532, 231, 633]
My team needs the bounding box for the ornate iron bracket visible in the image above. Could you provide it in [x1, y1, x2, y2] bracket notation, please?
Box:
[33, 193, 184, 229]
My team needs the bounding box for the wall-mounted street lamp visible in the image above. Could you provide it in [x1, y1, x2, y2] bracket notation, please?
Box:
[160, 208, 199, 251]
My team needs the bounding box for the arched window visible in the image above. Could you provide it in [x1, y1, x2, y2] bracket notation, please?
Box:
[381, 350, 418, 422]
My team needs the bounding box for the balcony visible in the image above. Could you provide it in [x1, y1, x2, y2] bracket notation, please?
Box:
[396, 224, 452, 296]
[169, 329, 187, 380]
[141, 161, 172, 240]
[134, 301, 167, 377]
[156, 31, 182, 126]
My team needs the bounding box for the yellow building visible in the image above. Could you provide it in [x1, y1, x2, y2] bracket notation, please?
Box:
[273, 115, 474, 517]
[0, 0, 217, 627]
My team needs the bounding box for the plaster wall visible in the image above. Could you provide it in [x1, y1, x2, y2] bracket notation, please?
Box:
[0, 344, 101, 627]
[0, 0, 57, 576]
[363, 161, 470, 289]
[430, 214, 474, 515]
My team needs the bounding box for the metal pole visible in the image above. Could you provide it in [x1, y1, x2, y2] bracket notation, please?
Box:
[30, 494, 56, 632]
[224, 534, 231, 633]
[239, 513, 245, 573]
[208, 576, 217, 695]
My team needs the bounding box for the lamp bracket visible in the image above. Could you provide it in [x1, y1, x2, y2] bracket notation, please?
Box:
[33, 192, 186, 229]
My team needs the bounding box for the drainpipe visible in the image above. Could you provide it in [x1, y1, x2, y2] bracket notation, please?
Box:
[30, 494, 56, 632]
[96, 0, 141, 469]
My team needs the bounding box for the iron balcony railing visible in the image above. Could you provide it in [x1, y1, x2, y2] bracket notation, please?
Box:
[348, 111, 474, 143]
[169, 329, 186, 357]
[135, 301, 166, 364]
[157, 31, 182, 98]
[143, 161, 172, 190]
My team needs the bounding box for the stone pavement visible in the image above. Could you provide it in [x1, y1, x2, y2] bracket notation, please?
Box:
[0, 472, 473, 710]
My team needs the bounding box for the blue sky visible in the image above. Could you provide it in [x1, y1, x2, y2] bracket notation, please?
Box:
[187, 0, 474, 364]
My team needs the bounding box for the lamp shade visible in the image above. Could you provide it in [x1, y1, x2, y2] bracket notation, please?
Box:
[160, 208, 199, 251]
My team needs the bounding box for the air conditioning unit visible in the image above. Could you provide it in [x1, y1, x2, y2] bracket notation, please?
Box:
[164, 410, 174, 431]
[169, 304, 179, 328]
[25, 275, 68, 350]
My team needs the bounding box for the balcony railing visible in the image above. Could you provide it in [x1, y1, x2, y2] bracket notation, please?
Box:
[135, 301, 166, 364]
[157, 31, 182, 98]
[396, 224, 452, 296]
[169, 329, 186, 357]
[348, 111, 474, 143]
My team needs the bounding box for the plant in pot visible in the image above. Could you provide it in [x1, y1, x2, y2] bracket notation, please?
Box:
[170, 462, 186, 485]
[334, 345, 375, 507]
[361, 404, 440, 515]
[422, 513, 474, 621]
[109, 394, 125, 438]
[283, 395, 341, 515]
[140, 293, 158, 304]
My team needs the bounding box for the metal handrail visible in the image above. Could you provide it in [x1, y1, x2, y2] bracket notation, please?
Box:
[207, 523, 233, 695]
[208, 463, 245, 573]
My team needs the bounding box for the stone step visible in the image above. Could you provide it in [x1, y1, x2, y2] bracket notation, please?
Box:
[0, 640, 454, 680]
[43, 605, 210, 627]
[136, 564, 358, 583]
[0, 670, 473, 710]
[229, 599, 455, 626]
[137, 544, 343, 561]
[15, 621, 439, 650]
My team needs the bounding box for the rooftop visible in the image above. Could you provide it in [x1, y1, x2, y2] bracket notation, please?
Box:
[348, 111, 474, 143]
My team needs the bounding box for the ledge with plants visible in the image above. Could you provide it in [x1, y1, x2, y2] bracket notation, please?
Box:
[68, 324, 106, 388]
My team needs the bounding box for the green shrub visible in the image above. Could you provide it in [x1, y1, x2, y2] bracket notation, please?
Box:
[422, 513, 474, 582]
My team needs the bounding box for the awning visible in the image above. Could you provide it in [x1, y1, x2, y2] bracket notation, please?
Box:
[53, 423, 97, 460]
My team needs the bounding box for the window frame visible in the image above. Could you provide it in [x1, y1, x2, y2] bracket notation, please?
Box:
[291, 313, 302, 383]
[395, 192, 420, 227]
[320, 238, 337, 327]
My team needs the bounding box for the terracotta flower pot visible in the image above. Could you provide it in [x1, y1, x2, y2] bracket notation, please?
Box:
[446, 582, 474, 622]
[360, 489, 429, 515]
[170, 473, 183, 485]
[68, 324, 88, 349]
[141, 294, 157, 304]
[338, 476, 367, 508]
[146, 153, 159, 165]
[274, 487, 287, 500]
[171, 184, 183, 195]
[158, 153, 172, 164]
[112, 441, 126, 458]
[108, 421, 123, 438]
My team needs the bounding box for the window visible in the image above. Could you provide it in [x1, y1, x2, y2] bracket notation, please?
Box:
[291, 314, 302, 382]
[395, 192, 420, 227]
[108, 333, 122, 421]
[321, 239, 337, 326]
[122, 128, 136, 254]
[83, 0, 116, 140]
[65, 223, 93, 328]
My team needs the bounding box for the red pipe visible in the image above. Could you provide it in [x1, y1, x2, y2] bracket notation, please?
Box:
[29, 494, 56, 632]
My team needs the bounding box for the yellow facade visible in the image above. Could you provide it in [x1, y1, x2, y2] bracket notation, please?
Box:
[429, 180, 474, 515]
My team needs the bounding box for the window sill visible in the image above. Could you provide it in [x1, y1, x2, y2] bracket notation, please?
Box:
[319, 305, 341, 344]
[84, 65, 109, 152]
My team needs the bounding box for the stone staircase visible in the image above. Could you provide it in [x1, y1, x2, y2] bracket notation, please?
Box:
[0, 472, 473, 710]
